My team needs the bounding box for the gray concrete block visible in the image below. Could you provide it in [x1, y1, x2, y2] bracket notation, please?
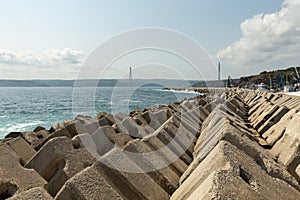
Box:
[271, 112, 300, 182]
[142, 134, 189, 175]
[257, 106, 290, 134]
[153, 109, 168, 125]
[142, 111, 162, 130]
[4, 137, 36, 165]
[183, 114, 299, 190]
[91, 127, 115, 156]
[172, 141, 300, 200]
[37, 120, 85, 150]
[96, 148, 170, 200]
[0, 144, 47, 196]
[252, 104, 280, 130]
[262, 109, 298, 146]
[25, 136, 96, 196]
[123, 139, 180, 194]
[55, 166, 127, 200]
[21, 130, 50, 149]
[8, 187, 53, 200]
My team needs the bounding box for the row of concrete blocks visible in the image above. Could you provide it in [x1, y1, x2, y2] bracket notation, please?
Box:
[171, 89, 300, 199]
[2, 88, 299, 199]
[3, 89, 252, 199]
[3, 96, 206, 151]
[219, 89, 300, 185]
[240, 90, 298, 132]
[236, 89, 300, 184]
[53, 97, 210, 199]
[0, 96, 212, 199]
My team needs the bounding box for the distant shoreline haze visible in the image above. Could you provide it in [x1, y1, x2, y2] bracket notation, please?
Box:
[0, 79, 201, 87]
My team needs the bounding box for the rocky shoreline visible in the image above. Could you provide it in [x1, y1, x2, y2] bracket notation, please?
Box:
[1, 88, 300, 199]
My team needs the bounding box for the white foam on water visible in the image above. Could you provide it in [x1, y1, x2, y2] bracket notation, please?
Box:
[1, 121, 45, 134]
[0, 121, 43, 139]
[286, 91, 300, 96]
[121, 99, 140, 103]
[161, 88, 202, 95]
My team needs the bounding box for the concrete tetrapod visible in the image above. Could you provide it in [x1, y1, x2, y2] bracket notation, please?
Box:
[25, 136, 96, 196]
[181, 108, 299, 190]
[7, 187, 53, 200]
[271, 112, 300, 183]
[171, 141, 300, 200]
[0, 143, 47, 198]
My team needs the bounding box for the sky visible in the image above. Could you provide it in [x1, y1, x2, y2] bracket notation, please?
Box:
[1, 0, 299, 80]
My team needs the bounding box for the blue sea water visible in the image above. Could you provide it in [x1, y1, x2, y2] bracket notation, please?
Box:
[0, 87, 199, 139]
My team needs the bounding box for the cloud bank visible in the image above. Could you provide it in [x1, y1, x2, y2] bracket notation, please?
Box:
[218, 0, 300, 68]
[0, 48, 84, 67]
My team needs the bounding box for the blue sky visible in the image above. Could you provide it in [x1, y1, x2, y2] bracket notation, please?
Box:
[2, 0, 299, 80]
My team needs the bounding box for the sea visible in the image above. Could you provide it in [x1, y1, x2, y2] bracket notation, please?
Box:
[0, 87, 200, 139]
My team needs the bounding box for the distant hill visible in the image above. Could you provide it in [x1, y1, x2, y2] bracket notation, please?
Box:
[192, 66, 300, 88]
[237, 66, 300, 88]
[0, 79, 199, 88]
[0, 80, 50, 87]
[192, 79, 239, 88]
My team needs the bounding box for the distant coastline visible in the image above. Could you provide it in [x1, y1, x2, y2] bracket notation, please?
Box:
[1, 66, 299, 89]
[0, 79, 199, 87]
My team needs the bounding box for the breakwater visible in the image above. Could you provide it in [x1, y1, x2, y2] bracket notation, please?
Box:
[0, 88, 300, 199]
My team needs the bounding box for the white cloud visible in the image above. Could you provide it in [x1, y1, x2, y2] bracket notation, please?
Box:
[218, 0, 300, 68]
[0, 48, 84, 67]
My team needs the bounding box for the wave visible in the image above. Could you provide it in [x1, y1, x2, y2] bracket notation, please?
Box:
[121, 100, 140, 103]
[286, 91, 300, 96]
[107, 100, 140, 105]
[161, 88, 201, 95]
[1, 121, 45, 134]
